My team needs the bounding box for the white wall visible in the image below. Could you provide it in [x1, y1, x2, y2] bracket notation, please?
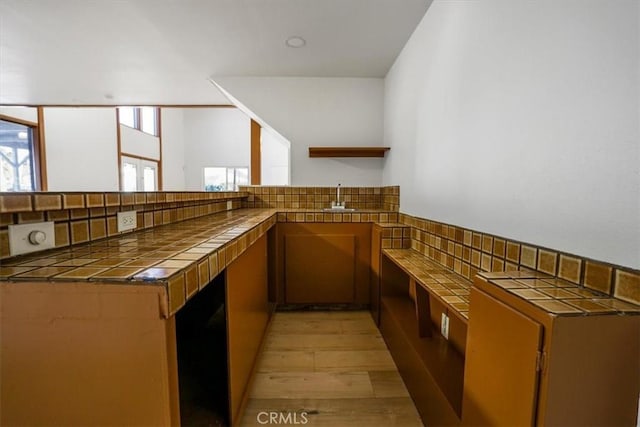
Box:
[161, 108, 186, 190]
[261, 127, 290, 185]
[215, 77, 385, 186]
[383, 0, 640, 269]
[44, 108, 119, 191]
[0, 107, 38, 123]
[183, 108, 251, 190]
[120, 125, 160, 160]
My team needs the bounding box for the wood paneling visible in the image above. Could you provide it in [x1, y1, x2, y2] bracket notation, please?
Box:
[275, 223, 372, 305]
[285, 234, 355, 303]
[250, 119, 261, 185]
[308, 147, 390, 158]
[0, 282, 177, 426]
[226, 234, 269, 424]
[462, 287, 542, 426]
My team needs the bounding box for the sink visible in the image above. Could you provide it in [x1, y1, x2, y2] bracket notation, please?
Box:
[322, 207, 356, 212]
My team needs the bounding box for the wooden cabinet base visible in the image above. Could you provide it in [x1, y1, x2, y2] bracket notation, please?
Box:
[0, 283, 179, 426]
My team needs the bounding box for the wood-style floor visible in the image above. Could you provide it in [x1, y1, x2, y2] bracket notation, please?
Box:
[239, 311, 423, 426]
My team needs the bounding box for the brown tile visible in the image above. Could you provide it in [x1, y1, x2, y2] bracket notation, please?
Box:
[471, 250, 481, 267]
[613, 270, 640, 305]
[481, 253, 492, 271]
[0, 266, 37, 278]
[89, 218, 107, 240]
[17, 257, 60, 267]
[471, 232, 481, 249]
[86, 258, 126, 267]
[168, 274, 186, 315]
[591, 298, 640, 313]
[530, 299, 583, 314]
[33, 194, 62, 211]
[511, 289, 552, 300]
[92, 267, 143, 280]
[492, 238, 506, 258]
[156, 259, 194, 269]
[62, 194, 85, 209]
[208, 252, 219, 284]
[583, 261, 613, 294]
[70, 220, 90, 244]
[70, 208, 89, 219]
[47, 210, 70, 221]
[463, 230, 472, 246]
[52, 258, 99, 267]
[185, 264, 199, 299]
[104, 193, 120, 206]
[106, 216, 118, 236]
[537, 249, 558, 276]
[85, 193, 105, 208]
[52, 267, 109, 280]
[0, 213, 13, 226]
[121, 193, 135, 206]
[557, 254, 582, 284]
[17, 211, 45, 223]
[538, 288, 582, 299]
[197, 259, 209, 288]
[482, 235, 493, 253]
[491, 257, 504, 272]
[13, 266, 74, 278]
[506, 241, 520, 263]
[133, 267, 179, 280]
[564, 299, 616, 314]
[119, 258, 161, 268]
[0, 194, 32, 213]
[520, 245, 537, 269]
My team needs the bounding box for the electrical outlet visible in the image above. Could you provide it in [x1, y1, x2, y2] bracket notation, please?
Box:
[117, 210, 137, 232]
[227, 200, 233, 210]
[8, 221, 56, 256]
[441, 313, 450, 340]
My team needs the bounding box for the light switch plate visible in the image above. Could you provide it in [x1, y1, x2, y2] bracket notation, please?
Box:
[8, 221, 56, 256]
[441, 313, 450, 340]
[117, 210, 137, 232]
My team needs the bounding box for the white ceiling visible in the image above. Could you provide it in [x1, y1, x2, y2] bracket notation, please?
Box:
[0, 0, 430, 105]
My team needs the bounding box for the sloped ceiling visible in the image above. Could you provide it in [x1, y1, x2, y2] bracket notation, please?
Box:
[0, 0, 430, 105]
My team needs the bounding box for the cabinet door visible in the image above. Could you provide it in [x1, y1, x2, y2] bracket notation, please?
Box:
[285, 234, 356, 303]
[462, 288, 543, 426]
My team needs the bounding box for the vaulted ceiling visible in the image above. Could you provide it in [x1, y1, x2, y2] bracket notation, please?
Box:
[0, 0, 431, 105]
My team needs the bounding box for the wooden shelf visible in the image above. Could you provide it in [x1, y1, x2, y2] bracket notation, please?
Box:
[308, 147, 390, 158]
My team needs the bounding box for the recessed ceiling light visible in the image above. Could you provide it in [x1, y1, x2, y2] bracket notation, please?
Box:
[285, 36, 306, 48]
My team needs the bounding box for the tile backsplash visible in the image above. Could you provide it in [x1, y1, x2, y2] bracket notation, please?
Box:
[240, 185, 400, 211]
[0, 191, 245, 259]
[400, 213, 640, 306]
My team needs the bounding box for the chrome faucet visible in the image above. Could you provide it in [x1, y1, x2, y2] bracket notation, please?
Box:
[336, 183, 341, 207]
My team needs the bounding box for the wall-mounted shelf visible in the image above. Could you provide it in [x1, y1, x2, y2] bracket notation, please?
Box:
[308, 147, 390, 158]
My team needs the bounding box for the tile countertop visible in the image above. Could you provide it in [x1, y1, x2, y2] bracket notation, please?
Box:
[0, 208, 278, 283]
[0, 208, 399, 284]
[478, 271, 640, 316]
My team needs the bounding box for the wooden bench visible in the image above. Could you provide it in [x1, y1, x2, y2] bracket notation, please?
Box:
[376, 247, 473, 426]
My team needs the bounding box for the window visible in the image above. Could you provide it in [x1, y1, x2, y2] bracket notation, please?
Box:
[0, 119, 39, 191]
[204, 167, 248, 191]
[117, 106, 158, 136]
[121, 156, 158, 191]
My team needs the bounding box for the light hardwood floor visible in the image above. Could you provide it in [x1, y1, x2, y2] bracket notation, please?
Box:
[239, 311, 423, 426]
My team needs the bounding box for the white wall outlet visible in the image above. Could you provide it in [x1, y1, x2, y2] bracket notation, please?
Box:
[441, 313, 450, 340]
[117, 210, 137, 232]
[8, 221, 56, 256]
[227, 200, 233, 210]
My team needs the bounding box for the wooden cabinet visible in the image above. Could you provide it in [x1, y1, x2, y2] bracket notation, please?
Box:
[463, 279, 640, 426]
[226, 233, 270, 424]
[274, 223, 371, 305]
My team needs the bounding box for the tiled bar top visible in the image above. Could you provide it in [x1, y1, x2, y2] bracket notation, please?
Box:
[0, 209, 277, 283]
[478, 271, 640, 315]
[384, 248, 473, 321]
[0, 208, 399, 284]
[384, 249, 640, 321]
